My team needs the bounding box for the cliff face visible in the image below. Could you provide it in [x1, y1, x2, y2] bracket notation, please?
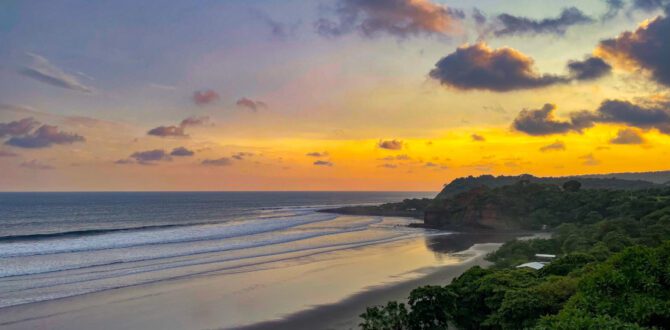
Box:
[425, 181, 560, 230]
[425, 186, 513, 230]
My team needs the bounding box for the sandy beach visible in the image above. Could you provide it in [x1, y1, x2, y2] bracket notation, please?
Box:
[0, 229, 522, 330]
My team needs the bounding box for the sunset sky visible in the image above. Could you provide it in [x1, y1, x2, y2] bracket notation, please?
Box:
[1, 0, 670, 191]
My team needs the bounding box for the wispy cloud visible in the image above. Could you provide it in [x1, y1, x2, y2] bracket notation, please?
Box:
[20, 53, 93, 93]
[236, 97, 267, 111]
[315, 0, 463, 39]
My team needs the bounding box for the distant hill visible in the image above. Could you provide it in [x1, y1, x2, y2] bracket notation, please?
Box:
[435, 174, 660, 199]
[575, 170, 670, 185]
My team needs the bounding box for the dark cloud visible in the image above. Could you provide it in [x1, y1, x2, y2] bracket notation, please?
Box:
[603, 0, 625, 19]
[20, 53, 93, 93]
[378, 139, 403, 150]
[0, 150, 18, 157]
[236, 97, 267, 111]
[539, 141, 566, 152]
[513, 99, 670, 136]
[472, 8, 487, 24]
[147, 126, 187, 137]
[567, 57, 612, 81]
[5, 125, 85, 148]
[148, 116, 210, 138]
[314, 0, 463, 39]
[588, 99, 670, 133]
[471, 134, 485, 141]
[19, 159, 54, 170]
[202, 157, 233, 166]
[611, 128, 645, 144]
[429, 43, 567, 92]
[180, 116, 210, 127]
[512, 104, 574, 136]
[631, 0, 670, 11]
[597, 13, 670, 87]
[313, 160, 334, 166]
[232, 152, 254, 160]
[0, 117, 40, 137]
[130, 149, 171, 164]
[306, 151, 329, 157]
[192, 90, 220, 106]
[492, 7, 593, 37]
[170, 147, 195, 157]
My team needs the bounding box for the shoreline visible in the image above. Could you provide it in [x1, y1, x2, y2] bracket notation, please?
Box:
[0, 228, 530, 330]
[234, 232, 528, 330]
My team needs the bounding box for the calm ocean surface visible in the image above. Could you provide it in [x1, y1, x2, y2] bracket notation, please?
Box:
[0, 191, 434, 308]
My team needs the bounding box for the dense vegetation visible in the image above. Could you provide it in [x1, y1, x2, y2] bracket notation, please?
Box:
[360, 183, 670, 329]
[434, 174, 660, 200]
[425, 180, 670, 230]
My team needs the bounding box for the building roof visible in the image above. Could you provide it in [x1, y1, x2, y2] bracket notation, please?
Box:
[516, 262, 546, 270]
[535, 254, 556, 259]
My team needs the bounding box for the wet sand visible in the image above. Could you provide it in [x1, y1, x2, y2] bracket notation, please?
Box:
[0, 231, 526, 330]
[235, 232, 526, 330]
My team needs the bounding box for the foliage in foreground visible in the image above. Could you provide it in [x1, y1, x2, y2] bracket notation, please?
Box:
[360, 186, 670, 330]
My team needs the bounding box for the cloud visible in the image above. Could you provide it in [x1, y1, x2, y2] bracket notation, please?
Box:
[232, 152, 254, 160]
[378, 139, 403, 150]
[147, 125, 187, 137]
[306, 151, 329, 157]
[193, 90, 220, 106]
[472, 8, 487, 24]
[539, 141, 566, 152]
[471, 134, 485, 141]
[180, 116, 210, 127]
[596, 13, 670, 87]
[603, 0, 625, 19]
[5, 125, 85, 148]
[236, 97, 267, 111]
[148, 116, 210, 138]
[0, 117, 40, 137]
[429, 43, 568, 92]
[0, 150, 18, 157]
[610, 128, 646, 144]
[491, 7, 593, 37]
[130, 149, 171, 164]
[582, 99, 670, 133]
[314, 0, 463, 39]
[513, 99, 670, 136]
[313, 160, 334, 166]
[254, 10, 300, 39]
[379, 154, 411, 161]
[170, 147, 195, 157]
[19, 53, 93, 93]
[567, 56, 612, 81]
[19, 159, 54, 170]
[202, 157, 233, 166]
[631, 0, 670, 11]
[580, 153, 600, 166]
[379, 163, 397, 169]
[512, 104, 575, 135]
[114, 158, 134, 165]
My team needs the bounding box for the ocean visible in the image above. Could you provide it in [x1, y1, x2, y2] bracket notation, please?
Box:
[0, 191, 435, 310]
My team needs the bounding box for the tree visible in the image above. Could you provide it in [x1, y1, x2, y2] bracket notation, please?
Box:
[563, 180, 582, 192]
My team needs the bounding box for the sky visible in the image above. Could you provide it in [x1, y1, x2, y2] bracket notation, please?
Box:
[1, 0, 670, 191]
